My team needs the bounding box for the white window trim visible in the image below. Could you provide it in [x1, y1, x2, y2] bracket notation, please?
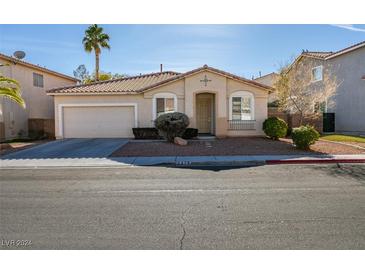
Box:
[311, 65, 323, 82]
[33, 72, 44, 88]
[229, 91, 255, 120]
[57, 103, 138, 138]
[152, 92, 178, 121]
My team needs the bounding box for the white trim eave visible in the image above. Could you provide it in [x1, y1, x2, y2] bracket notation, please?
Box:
[325, 43, 365, 60]
[311, 65, 323, 82]
[141, 68, 272, 94]
[57, 103, 138, 138]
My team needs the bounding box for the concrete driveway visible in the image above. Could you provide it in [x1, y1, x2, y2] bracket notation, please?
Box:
[1, 138, 129, 159]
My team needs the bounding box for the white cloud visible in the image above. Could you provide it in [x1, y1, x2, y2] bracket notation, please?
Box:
[331, 24, 365, 33]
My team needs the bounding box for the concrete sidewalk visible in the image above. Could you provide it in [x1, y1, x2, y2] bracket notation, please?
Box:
[1, 154, 365, 168]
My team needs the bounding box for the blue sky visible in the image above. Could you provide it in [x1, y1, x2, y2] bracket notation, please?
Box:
[0, 24, 364, 79]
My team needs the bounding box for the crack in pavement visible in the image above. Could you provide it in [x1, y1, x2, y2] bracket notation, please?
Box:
[178, 197, 218, 250]
[179, 212, 187, 250]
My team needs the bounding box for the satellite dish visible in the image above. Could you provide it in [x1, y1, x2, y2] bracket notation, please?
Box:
[13, 51, 26, 60]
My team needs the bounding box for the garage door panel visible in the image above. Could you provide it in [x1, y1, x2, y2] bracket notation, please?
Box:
[63, 106, 135, 138]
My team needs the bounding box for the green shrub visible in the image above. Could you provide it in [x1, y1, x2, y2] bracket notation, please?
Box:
[28, 130, 47, 140]
[154, 112, 189, 142]
[291, 125, 320, 149]
[267, 100, 279, 108]
[262, 117, 288, 140]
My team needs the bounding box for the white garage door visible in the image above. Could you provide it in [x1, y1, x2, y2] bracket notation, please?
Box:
[63, 106, 135, 138]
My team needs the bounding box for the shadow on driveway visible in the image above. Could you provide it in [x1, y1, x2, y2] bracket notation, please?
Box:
[1, 138, 129, 160]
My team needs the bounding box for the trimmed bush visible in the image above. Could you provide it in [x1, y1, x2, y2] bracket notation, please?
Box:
[262, 117, 288, 140]
[28, 129, 48, 140]
[132, 128, 161, 139]
[291, 125, 320, 150]
[182, 128, 198, 139]
[267, 100, 279, 108]
[154, 112, 190, 142]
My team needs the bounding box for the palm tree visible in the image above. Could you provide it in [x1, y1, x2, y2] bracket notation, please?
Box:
[0, 75, 25, 107]
[82, 24, 110, 81]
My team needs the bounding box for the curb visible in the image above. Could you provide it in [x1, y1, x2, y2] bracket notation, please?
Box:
[266, 159, 365, 165]
[1, 157, 365, 169]
[175, 160, 265, 167]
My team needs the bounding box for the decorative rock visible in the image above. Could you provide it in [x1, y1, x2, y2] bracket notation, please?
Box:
[174, 137, 188, 146]
[0, 143, 11, 149]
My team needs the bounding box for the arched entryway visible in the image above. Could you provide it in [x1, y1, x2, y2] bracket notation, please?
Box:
[196, 93, 215, 135]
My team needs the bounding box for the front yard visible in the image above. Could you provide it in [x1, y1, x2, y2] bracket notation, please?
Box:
[110, 137, 365, 157]
[320, 134, 365, 149]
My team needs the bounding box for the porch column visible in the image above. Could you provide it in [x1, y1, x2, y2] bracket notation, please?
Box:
[185, 91, 195, 128]
[215, 91, 227, 138]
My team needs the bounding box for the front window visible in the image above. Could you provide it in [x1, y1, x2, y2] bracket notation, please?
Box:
[33, 73, 44, 87]
[156, 97, 175, 117]
[312, 66, 323, 82]
[153, 92, 177, 120]
[230, 93, 254, 120]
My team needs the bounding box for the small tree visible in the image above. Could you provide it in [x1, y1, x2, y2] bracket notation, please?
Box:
[79, 69, 128, 84]
[275, 58, 338, 125]
[73, 64, 90, 83]
[0, 74, 25, 108]
[82, 24, 110, 82]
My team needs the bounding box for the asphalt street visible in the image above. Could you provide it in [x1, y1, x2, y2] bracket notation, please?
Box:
[1, 164, 364, 249]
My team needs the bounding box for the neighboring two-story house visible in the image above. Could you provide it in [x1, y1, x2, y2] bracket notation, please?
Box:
[257, 40, 365, 134]
[0, 53, 77, 140]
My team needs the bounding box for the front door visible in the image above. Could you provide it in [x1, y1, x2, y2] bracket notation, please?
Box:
[196, 93, 214, 134]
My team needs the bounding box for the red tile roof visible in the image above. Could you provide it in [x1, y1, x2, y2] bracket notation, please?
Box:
[302, 51, 333, 59]
[301, 40, 365, 60]
[47, 71, 180, 94]
[47, 65, 273, 94]
[0, 52, 77, 82]
[327, 40, 365, 59]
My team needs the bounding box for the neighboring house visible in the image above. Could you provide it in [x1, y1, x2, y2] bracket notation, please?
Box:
[0, 53, 77, 140]
[254, 72, 279, 104]
[47, 65, 272, 139]
[270, 40, 365, 134]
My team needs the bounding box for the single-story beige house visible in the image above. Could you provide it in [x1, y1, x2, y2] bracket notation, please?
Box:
[47, 65, 272, 139]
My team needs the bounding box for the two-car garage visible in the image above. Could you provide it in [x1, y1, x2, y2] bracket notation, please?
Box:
[59, 104, 137, 138]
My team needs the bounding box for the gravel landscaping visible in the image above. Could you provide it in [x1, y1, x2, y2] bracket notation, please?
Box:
[0, 140, 49, 156]
[110, 137, 365, 157]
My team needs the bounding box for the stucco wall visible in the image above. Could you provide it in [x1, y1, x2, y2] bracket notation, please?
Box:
[254, 73, 279, 103]
[53, 88, 188, 139]
[0, 57, 76, 139]
[226, 79, 268, 136]
[326, 47, 365, 133]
